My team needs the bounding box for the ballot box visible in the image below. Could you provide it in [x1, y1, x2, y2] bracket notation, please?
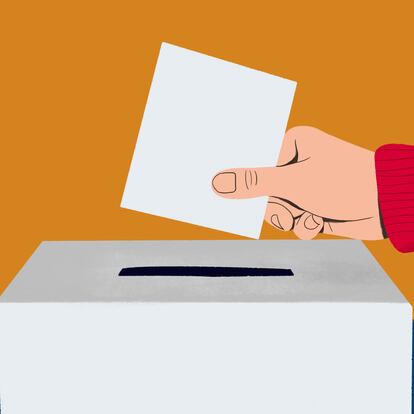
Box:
[0, 240, 411, 413]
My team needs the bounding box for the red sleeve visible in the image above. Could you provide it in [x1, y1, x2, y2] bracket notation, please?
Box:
[375, 144, 414, 253]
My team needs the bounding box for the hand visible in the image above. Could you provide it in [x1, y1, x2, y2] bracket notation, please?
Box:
[211, 126, 384, 240]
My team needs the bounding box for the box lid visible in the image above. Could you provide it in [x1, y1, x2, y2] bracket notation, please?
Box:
[0, 240, 407, 303]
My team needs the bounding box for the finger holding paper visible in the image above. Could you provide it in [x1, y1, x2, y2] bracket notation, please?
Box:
[212, 126, 384, 241]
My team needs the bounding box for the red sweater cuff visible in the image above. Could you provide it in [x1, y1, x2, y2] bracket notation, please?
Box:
[375, 144, 414, 253]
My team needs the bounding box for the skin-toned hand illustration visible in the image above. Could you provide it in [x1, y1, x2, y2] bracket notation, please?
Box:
[212, 126, 414, 253]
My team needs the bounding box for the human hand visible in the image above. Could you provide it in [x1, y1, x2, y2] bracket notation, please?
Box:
[212, 126, 384, 240]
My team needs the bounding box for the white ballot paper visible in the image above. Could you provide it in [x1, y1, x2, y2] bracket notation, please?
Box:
[121, 42, 296, 238]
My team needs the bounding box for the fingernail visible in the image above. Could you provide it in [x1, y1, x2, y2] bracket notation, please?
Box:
[271, 214, 284, 230]
[212, 172, 236, 194]
[304, 215, 320, 230]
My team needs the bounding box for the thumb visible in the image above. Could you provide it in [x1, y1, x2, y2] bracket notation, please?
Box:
[211, 167, 295, 199]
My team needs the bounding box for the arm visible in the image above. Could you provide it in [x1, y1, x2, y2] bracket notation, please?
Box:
[376, 144, 414, 253]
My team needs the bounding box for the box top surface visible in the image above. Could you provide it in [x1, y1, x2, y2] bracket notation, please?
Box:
[0, 240, 407, 303]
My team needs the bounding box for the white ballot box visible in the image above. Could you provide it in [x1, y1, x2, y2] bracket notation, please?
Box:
[0, 240, 411, 413]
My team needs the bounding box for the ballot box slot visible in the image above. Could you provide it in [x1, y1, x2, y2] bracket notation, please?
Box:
[118, 266, 294, 277]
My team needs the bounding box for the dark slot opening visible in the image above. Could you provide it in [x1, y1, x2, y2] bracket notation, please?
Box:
[118, 266, 294, 277]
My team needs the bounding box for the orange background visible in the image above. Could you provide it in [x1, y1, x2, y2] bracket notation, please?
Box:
[1, 1, 413, 308]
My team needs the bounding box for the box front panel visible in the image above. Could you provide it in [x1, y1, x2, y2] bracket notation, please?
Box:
[0, 302, 411, 414]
